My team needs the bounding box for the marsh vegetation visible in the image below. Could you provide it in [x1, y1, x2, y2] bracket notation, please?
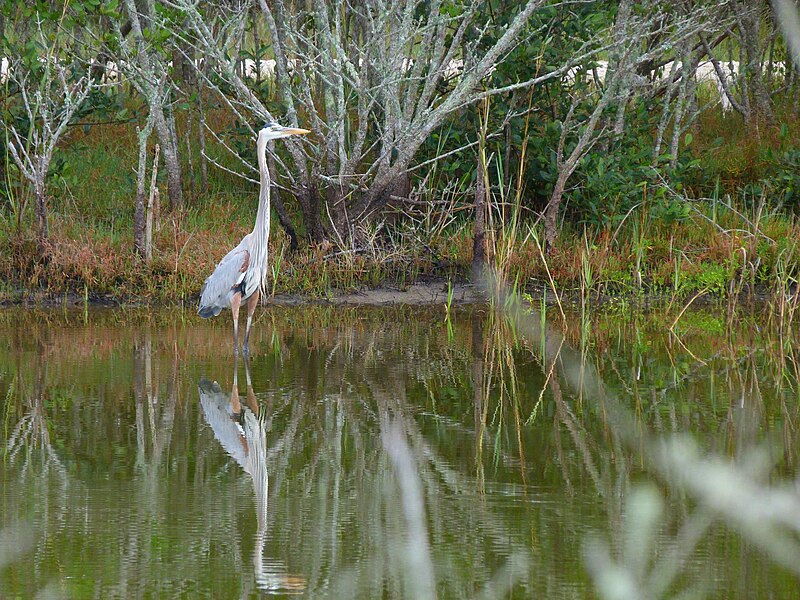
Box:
[2, 2, 800, 306]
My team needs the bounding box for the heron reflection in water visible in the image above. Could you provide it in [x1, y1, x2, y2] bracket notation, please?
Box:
[198, 358, 306, 595]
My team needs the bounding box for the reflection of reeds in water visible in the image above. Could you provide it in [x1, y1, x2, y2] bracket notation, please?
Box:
[475, 310, 527, 490]
[769, 242, 800, 332]
[367, 375, 532, 598]
[483, 271, 800, 598]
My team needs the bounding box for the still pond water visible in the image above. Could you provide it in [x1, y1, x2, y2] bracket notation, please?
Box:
[1, 304, 798, 598]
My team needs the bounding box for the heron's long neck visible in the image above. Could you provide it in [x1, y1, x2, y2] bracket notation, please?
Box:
[254, 137, 271, 242]
[249, 136, 271, 293]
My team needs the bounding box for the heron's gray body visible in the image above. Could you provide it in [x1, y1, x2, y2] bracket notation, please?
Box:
[198, 234, 258, 318]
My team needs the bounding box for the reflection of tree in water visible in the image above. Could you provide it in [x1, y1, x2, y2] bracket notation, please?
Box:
[193, 306, 800, 598]
[1, 323, 256, 597]
[3, 332, 67, 598]
[6, 348, 65, 478]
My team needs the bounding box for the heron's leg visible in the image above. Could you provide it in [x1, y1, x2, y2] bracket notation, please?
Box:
[244, 355, 252, 388]
[243, 358, 258, 414]
[230, 352, 241, 413]
[243, 289, 260, 356]
[231, 291, 242, 356]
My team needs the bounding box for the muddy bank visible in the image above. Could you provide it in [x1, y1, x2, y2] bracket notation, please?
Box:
[268, 282, 485, 306]
[0, 280, 488, 308]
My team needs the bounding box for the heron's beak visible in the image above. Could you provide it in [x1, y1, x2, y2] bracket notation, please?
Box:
[282, 127, 310, 136]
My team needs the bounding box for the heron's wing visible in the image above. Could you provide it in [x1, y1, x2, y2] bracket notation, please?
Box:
[198, 237, 250, 317]
[198, 378, 249, 467]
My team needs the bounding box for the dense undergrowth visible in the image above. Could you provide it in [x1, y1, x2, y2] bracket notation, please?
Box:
[2, 101, 800, 306]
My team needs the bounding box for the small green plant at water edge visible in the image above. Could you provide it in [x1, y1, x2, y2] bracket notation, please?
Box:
[444, 279, 453, 322]
[678, 263, 730, 297]
[580, 230, 594, 310]
[631, 215, 650, 292]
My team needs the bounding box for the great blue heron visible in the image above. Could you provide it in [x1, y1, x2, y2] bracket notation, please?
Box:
[198, 122, 309, 355]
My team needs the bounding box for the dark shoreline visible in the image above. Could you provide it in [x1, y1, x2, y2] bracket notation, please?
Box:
[0, 281, 489, 309]
[0, 279, 781, 312]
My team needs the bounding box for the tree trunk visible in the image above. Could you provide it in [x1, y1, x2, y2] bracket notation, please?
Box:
[545, 85, 615, 250]
[299, 182, 325, 243]
[197, 64, 209, 194]
[146, 145, 160, 262]
[133, 185, 145, 258]
[610, 0, 633, 139]
[653, 60, 681, 161]
[669, 46, 699, 170]
[166, 105, 182, 206]
[34, 184, 48, 254]
[134, 129, 147, 258]
[544, 175, 566, 250]
[327, 184, 349, 244]
[171, 33, 196, 89]
[267, 153, 299, 251]
[738, 2, 774, 124]
[152, 106, 183, 211]
[185, 112, 195, 194]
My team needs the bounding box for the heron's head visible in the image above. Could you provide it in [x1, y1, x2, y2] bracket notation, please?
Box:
[258, 121, 310, 141]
